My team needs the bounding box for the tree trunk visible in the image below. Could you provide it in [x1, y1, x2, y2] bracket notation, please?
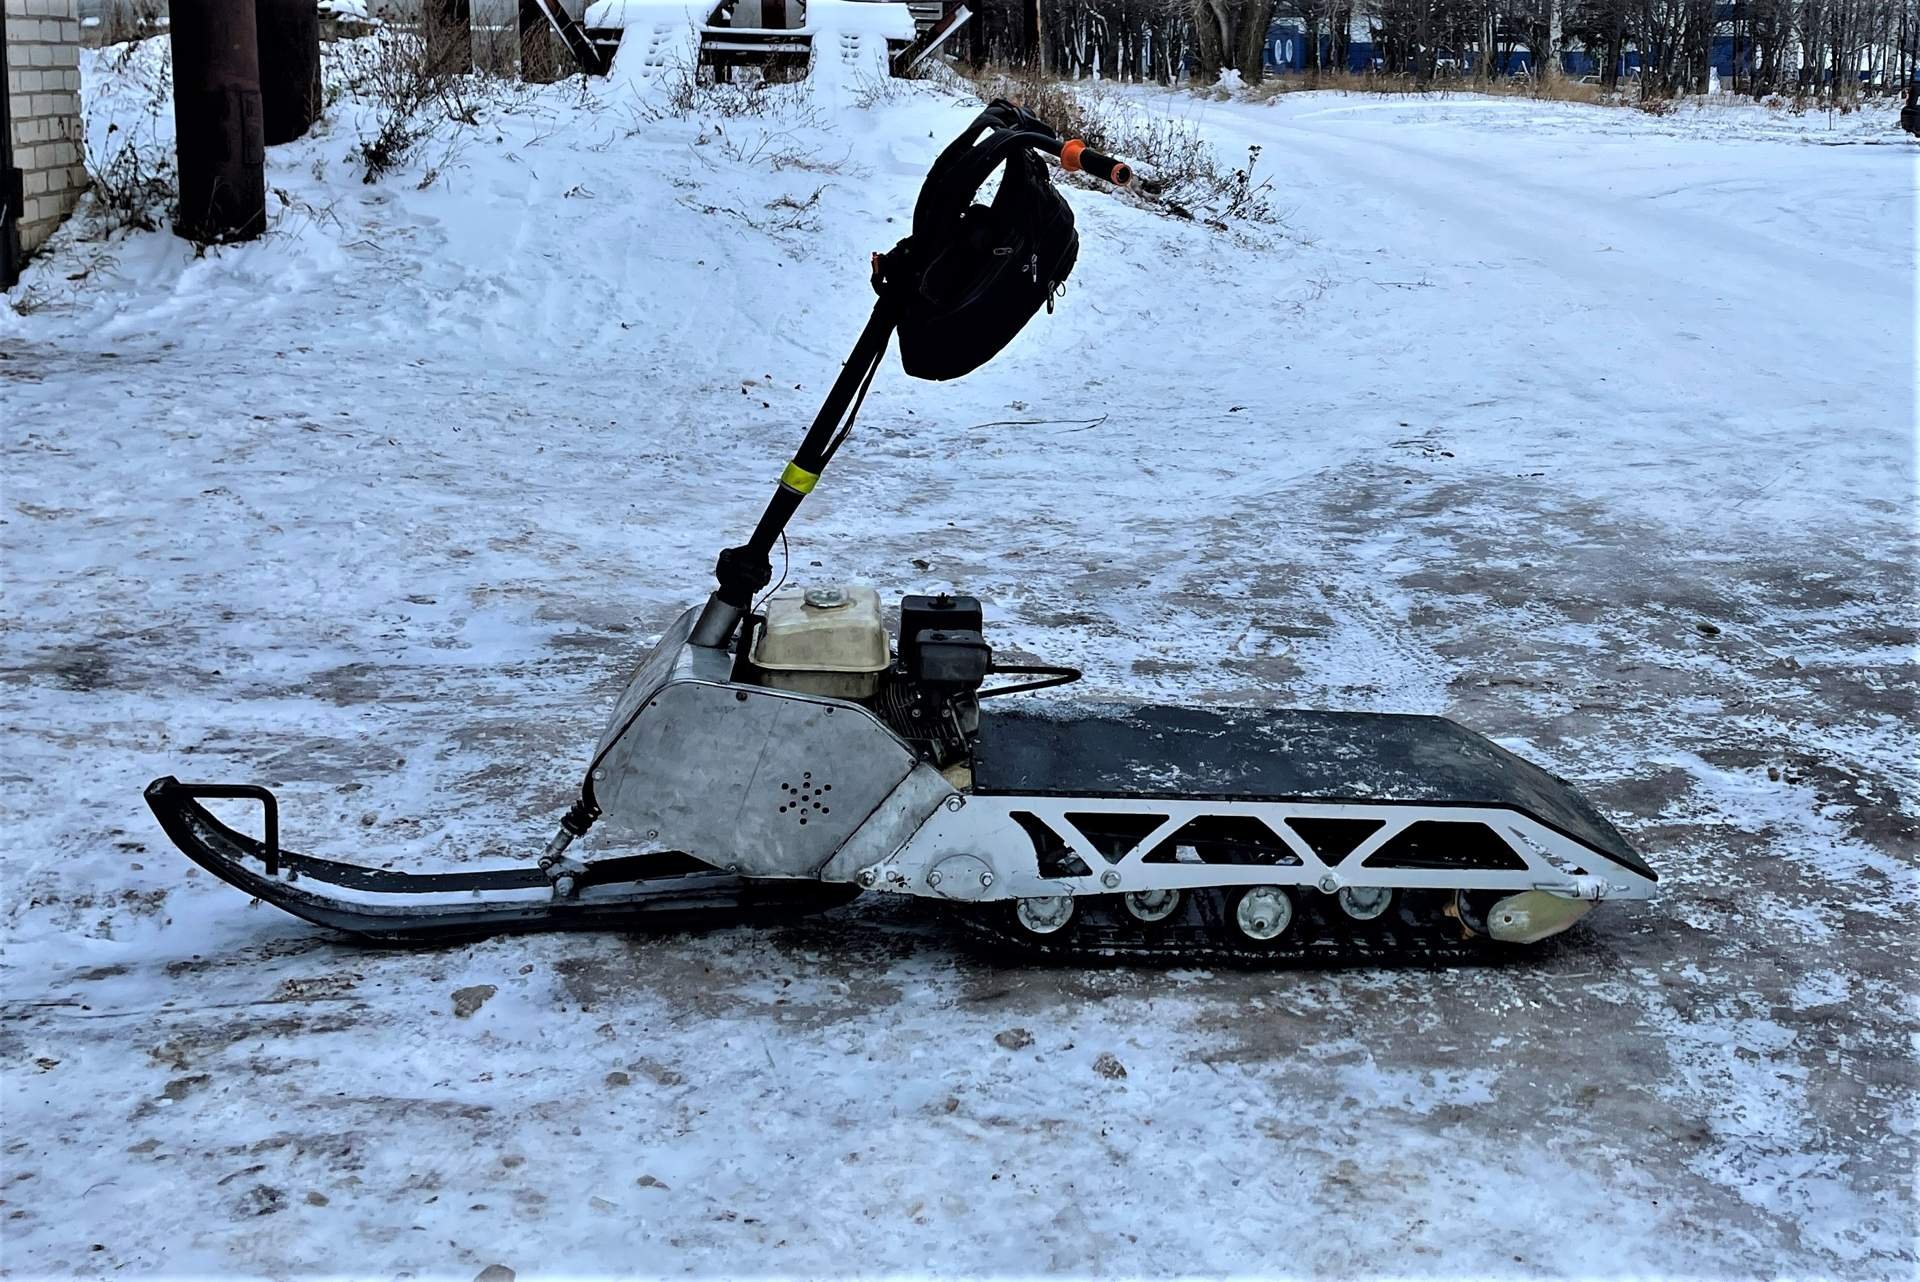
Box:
[1192, 0, 1228, 80]
[1413, 0, 1432, 82]
[1236, 0, 1272, 80]
[424, 0, 473, 78]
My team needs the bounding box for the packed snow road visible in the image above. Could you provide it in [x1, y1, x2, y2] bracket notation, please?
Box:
[2, 54, 1914, 1277]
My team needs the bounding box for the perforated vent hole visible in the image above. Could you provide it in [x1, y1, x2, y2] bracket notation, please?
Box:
[778, 776, 831, 824]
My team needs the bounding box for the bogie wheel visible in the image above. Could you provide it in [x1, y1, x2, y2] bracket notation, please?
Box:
[1336, 885, 1393, 922]
[1014, 895, 1075, 936]
[1123, 888, 1180, 923]
[1232, 885, 1294, 943]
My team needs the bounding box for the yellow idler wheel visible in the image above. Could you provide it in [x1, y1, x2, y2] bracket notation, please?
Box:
[1484, 890, 1596, 944]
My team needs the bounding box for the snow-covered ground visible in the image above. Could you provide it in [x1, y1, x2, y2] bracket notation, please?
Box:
[2, 45, 1915, 1278]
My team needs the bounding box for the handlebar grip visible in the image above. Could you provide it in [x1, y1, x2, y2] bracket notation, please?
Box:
[1060, 139, 1133, 187]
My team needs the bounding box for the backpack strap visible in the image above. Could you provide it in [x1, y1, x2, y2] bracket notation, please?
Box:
[910, 100, 1059, 241]
[875, 100, 1060, 304]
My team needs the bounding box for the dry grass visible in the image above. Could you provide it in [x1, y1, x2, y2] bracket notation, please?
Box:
[1231, 68, 1610, 105]
[642, 60, 819, 121]
[964, 68, 1281, 228]
[80, 39, 176, 234]
[328, 31, 528, 181]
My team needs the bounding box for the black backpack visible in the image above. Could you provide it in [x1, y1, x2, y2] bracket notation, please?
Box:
[872, 100, 1080, 382]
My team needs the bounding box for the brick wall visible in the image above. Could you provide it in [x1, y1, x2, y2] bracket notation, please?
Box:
[5, 0, 85, 255]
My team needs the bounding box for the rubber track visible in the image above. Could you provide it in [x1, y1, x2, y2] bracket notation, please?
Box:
[952, 887, 1534, 968]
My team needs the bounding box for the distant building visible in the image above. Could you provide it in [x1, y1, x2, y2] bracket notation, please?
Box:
[3, 0, 85, 285]
[1262, 7, 1901, 86]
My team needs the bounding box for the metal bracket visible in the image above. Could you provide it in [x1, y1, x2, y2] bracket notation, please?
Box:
[161, 782, 281, 875]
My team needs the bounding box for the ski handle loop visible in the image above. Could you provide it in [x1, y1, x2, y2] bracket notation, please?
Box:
[149, 779, 281, 875]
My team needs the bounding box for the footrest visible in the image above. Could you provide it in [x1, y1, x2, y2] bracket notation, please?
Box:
[972, 705, 1651, 878]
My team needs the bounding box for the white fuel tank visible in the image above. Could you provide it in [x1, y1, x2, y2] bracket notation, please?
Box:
[750, 584, 890, 700]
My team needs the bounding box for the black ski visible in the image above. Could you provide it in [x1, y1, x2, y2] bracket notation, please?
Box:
[145, 777, 858, 944]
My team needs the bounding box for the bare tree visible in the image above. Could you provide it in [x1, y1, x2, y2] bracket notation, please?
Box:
[1192, 0, 1278, 80]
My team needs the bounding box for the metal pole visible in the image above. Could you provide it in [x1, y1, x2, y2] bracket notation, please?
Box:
[170, 0, 267, 242]
[257, 0, 321, 145]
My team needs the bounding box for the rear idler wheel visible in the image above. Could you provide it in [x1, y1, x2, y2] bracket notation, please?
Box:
[1452, 889, 1502, 937]
[1232, 885, 1294, 944]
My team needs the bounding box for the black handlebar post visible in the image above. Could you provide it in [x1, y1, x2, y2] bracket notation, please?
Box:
[739, 299, 899, 565]
[690, 299, 900, 647]
[688, 112, 1135, 650]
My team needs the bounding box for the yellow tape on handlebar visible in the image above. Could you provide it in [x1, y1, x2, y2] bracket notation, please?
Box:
[780, 461, 820, 494]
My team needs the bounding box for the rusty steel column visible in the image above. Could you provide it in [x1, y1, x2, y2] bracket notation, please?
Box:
[257, 0, 321, 144]
[169, 0, 266, 242]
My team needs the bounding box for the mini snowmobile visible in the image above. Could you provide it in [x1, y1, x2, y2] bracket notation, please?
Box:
[147, 101, 1656, 962]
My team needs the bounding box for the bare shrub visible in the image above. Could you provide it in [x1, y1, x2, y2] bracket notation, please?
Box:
[968, 70, 1279, 228]
[967, 68, 1084, 136]
[644, 55, 820, 122]
[850, 68, 914, 108]
[474, 22, 519, 78]
[80, 39, 177, 233]
[677, 183, 827, 234]
[763, 186, 824, 231]
[689, 112, 841, 173]
[330, 30, 507, 181]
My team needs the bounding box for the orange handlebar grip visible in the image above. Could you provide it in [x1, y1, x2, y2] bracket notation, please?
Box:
[1060, 139, 1087, 173]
